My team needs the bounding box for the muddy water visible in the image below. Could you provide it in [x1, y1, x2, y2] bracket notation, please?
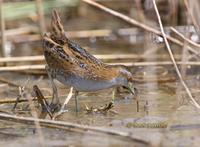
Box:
[1, 70, 200, 147]
[0, 26, 200, 147]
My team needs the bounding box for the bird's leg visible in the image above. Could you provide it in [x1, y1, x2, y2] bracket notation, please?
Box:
[46, 65, 61, 113]
[52, 87, 74, 119]
[112, 88, 116, 103]
[125, 83, 137, 96]
[74, 90, 79, 113]
[126, 83, 139, 111]
[59, 87, 74, 113]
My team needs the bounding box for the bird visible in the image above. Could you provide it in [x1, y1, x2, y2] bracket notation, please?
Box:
[43, 10, 136, 113]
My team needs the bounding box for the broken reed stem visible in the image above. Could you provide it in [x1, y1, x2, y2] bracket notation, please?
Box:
[170, 27, 200, 49]
[0, 113, 150, 145]
[82, 0, 199, 55]
[152, 0, 200, 109]
[36, 0, 46, 35]
[0, 0, 5, 57]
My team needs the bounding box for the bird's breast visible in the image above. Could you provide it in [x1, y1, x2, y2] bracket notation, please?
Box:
[55, 71, 118, 92]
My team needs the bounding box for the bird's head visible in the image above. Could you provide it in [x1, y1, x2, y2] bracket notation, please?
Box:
[110, 65, 136, 95]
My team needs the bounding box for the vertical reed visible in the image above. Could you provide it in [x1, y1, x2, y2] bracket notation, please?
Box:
[36, 0, 46, 35]
[0, 0, 5, 57]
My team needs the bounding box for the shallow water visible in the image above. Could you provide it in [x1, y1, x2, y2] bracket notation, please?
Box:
[1, 5, 200, 146]
[1, 72, 200, 147]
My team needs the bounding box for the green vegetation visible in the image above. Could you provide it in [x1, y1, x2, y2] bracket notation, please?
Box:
[3, 0, 79, 20]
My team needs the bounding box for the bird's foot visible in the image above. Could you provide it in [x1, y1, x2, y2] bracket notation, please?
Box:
[52, 108, 68, 120]
[49, 102, 62, 114]
[132, 87, 138, 96]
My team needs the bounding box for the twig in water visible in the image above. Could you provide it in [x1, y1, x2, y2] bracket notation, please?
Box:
[0, 113, 150, 145]
[152, 0, 200, 109]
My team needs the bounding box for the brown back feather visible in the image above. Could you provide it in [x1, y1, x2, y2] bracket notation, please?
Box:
[51, 10, 67, 44]
[48, 10, 120, 81]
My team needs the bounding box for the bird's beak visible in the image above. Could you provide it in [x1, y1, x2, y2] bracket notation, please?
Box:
[124, 83, 137, 95]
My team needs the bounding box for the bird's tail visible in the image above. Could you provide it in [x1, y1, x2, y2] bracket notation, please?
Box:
[50, 10, 67, 44]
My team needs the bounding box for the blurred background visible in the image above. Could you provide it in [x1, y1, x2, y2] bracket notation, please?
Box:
[0, 0, 200, 147]
[0, 0, 198, 58]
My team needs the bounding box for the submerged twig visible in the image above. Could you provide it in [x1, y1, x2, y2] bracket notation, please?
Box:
[0, 113, 150, 145]
[152, 0, 200, 109]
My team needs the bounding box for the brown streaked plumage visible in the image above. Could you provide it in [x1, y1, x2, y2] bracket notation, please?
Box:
[43, 10, 135, 112]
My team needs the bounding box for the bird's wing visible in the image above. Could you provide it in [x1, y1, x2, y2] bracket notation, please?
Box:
[45, 10, 117, 80]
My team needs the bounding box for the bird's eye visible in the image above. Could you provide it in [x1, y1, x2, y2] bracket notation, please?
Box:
[79, 63, 86, 68]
